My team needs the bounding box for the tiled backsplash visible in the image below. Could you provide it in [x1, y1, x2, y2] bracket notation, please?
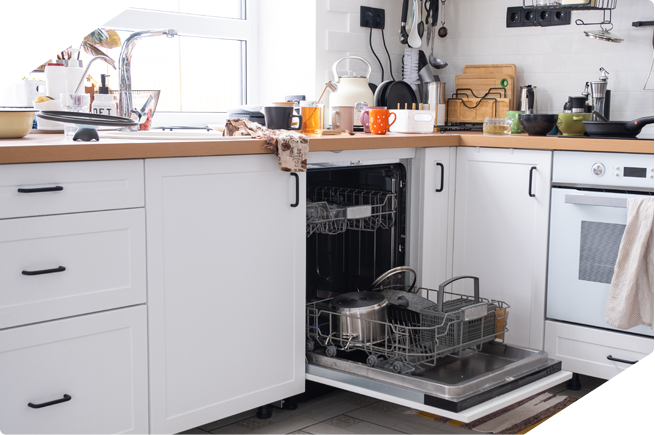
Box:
[322, 0, 654, 130]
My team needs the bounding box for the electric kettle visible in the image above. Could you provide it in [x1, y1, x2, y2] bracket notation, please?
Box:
[519, 85, 537, 114]
[329, 56, 375, 126]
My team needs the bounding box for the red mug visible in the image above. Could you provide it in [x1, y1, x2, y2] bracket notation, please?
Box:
[369, 109, 397, 135]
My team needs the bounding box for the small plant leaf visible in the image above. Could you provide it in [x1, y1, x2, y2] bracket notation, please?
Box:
[73, 12, 109, 44]
[81, 40, 116, 69]
[7, 11, 30, 48]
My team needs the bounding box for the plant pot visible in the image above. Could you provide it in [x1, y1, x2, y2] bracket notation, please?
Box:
[0, 38, 36, 71]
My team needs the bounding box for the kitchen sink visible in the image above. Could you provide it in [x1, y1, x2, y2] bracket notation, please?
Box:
[99, 130, 254, 141]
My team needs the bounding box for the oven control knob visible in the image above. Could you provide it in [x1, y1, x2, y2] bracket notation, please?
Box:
[591, 163, 605, 176]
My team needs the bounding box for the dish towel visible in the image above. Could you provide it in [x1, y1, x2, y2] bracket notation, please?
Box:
[223, 119, 309, 172]
[605, 197, 654, 329]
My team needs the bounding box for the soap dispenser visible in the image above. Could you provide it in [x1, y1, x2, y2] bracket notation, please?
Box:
[92, 74, 118, 116]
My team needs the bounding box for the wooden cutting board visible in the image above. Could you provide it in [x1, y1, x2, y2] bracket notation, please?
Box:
[463, 64, 517, 78]
[455, 74, 516, 111]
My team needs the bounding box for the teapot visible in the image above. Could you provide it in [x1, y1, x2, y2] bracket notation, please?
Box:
[329, 56, 375, 126]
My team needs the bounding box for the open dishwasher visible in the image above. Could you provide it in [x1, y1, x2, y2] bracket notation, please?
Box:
[304, 155, 569, 422]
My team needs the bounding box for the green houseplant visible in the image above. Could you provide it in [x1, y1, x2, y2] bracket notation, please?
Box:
[0, 0, 120, 70]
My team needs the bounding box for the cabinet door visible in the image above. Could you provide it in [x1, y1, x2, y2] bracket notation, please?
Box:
[146, 155, 306, 434]
[0, 306, 148, 434]
[453, 147, 552, 350]
[415, 147, 457, 290]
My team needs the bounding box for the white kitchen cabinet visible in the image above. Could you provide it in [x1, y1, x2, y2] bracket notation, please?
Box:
[0, 306, 149, 434]
[146, 155, 306, 434]
[415, 147, 457, 289]
[452, 147, 552, 350]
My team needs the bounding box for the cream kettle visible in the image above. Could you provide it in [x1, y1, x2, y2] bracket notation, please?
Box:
[329, 56, 375, 126]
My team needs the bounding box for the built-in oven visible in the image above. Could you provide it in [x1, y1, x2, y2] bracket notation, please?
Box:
[547, 151, 654, 337]
[303, 148, 570, 423]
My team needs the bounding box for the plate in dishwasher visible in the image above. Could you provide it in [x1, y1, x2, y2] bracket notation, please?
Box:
[306, 342, 564, 415]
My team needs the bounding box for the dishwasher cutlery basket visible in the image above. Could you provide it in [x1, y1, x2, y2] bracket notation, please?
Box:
[306, 272, 510, 371]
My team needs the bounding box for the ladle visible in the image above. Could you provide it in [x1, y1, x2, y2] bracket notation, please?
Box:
[408, 0, 422, 48]
[428, 23, 448, 69]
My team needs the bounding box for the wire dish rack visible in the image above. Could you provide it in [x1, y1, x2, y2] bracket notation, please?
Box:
[522, 0, 616, 10]
[306, 276, 510, 374]
[306, 186, 397, 237]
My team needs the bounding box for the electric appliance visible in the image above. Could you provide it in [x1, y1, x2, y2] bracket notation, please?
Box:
[547, 151, 654, 338]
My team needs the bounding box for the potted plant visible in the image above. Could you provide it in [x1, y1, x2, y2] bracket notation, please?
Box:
[0, 0, 120, 71]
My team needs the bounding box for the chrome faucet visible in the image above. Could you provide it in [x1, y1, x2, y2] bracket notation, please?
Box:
[118, 29, 178, 118]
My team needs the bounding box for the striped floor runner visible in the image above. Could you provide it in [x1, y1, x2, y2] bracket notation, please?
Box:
[418, 393, 653, 435]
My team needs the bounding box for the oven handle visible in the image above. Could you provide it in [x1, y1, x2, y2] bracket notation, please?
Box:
[564, 194, 627, 208]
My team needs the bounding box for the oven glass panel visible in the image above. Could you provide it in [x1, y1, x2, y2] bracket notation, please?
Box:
[623, 167, 647, 178]
[579, 221, 626, 284]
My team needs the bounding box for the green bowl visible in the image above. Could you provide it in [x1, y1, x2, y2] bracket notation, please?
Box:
[557, 113, 592, 136]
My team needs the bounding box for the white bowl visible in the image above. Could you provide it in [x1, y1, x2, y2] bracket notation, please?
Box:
[0, 108, 38, 139]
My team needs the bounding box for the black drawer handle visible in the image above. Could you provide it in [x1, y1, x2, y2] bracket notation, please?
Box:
[528, 166, 537, 198]
[435, 163, 444, 193]
[291, 173, 299, 208]
[17, 186, 64, 193]
[28, 394, 72, 409]
[607, 355, 638, 365]
[22, 266, 66, 276]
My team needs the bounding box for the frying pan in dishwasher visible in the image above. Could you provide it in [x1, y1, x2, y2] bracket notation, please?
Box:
[583, 116, 654, 138]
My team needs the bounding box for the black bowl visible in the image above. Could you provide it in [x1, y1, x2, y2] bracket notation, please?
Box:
[518, 114, 559, 136]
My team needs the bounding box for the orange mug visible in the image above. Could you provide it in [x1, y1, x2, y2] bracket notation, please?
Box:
[369, 109, 397, 135]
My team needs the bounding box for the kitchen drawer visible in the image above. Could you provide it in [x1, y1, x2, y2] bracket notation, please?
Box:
[0, 209, 146, 329]
[0, 305, 148, 434]
[0, 159, 144, 219]
[544, 320, 653, 380]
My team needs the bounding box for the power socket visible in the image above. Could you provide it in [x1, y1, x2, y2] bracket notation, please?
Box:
[506, 6, 570, 28]
[360, 6, 385, 30]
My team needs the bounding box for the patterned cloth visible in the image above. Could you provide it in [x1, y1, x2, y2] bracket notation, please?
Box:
[224, 119, 309, 172]
[605, 197, 654, 329]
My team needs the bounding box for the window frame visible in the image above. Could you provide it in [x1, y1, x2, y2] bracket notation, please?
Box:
[101, 0, 259, 127]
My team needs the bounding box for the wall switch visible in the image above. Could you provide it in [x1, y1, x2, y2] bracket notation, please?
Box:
[506, 6, 570, 28]
[360, 6, 385, 30]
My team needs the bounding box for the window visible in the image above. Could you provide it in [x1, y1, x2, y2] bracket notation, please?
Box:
[90, 0, 258, 126]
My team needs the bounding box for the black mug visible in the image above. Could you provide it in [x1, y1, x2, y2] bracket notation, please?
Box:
[263, 106, 303, 130]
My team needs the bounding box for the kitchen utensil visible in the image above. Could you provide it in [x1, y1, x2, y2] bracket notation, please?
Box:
[447, 98, 510, 124]
[389, 110, 435, 133]
[408, 0, 422, 48]
[400, 0, 410, 45]
[329, 57, 375, 126]
[0, 108, 37, 139]
[427, 82, 446, 125]
[329, 291, 388, 345]
[384, 81, 418, 112]
[566, 96, 588, 113]
[369, 109, 397, 135]
[582, 116, 654, 138]
[36, 110, 138, 141]
[300, 101, 324, 134]
[373, 80, 393, 107]
[591, 110, 608, 122]
[331, 106, 355, 132]
[482, 117, 513, 136]
[584, 24, 623, 43]
[438, 0, 448, 38]
[519, 85, 537, 114]
[59, 93, 91, 138]
[518, 113, 558, 136]
[360, 106, 386, 133]
[455, 74, 515, 111]
[505, 111, 525, 134]
[369, 266, 418, 293]
[557, 113, 592, 136]
[427, 1, 448, 69]
[418, 50, 435, 84]
[263, 106, 302, 130]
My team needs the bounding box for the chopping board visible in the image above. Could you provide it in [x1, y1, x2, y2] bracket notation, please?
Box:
[463, 64, 517, 78]
[455, 74, 516, 111]
[447, 98, 510, 123]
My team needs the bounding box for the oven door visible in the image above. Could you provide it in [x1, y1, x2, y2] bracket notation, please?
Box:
[547, 187, 654, 337]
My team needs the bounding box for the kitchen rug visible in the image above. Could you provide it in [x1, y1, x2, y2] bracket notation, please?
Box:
[417, 393, 653, 435]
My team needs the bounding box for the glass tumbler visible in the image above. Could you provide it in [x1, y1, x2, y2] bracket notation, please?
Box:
[300, 101, 324, 135]
[60, 93, 90, 138]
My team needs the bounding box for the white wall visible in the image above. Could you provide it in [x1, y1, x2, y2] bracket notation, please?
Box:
[431, 0, 654, 122]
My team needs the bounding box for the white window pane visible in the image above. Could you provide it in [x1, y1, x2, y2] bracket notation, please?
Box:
[135, 0, 245, 19]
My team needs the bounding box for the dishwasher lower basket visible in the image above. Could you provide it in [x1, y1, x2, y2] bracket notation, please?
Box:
[306, 276, 510, 373]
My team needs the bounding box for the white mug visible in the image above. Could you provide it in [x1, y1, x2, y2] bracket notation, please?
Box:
[331, 106, 354, 132]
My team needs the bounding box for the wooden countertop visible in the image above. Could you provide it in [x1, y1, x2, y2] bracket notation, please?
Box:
[0, 131, 652, 164]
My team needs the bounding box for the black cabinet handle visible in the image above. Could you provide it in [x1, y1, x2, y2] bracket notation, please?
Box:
[435, 163, 444, 193]
[528, 166, 537, 198]
[607, 355, 638, 365]
[22, 266, 66, 276]
[28, 394, 72, 409]
[17, 186, 64, 193]
[290, 173, 299, 207]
